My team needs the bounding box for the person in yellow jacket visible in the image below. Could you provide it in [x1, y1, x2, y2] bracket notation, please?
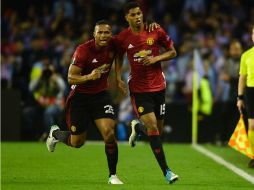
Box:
[237, 26, 254, 168]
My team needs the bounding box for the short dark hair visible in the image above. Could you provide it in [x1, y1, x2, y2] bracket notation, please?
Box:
[95, 20, 112, 27]
[123, 1, 141, 15]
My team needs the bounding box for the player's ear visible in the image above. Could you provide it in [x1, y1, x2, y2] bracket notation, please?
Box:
[125, 15, 128, 22]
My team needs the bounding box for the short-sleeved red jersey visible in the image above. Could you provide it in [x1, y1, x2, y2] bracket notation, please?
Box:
[116, 27, 174, 93]
[71, 39, 116, 94]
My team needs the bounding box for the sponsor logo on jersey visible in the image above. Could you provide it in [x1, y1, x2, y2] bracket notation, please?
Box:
[138, 106, 144, 113]
[146, 37, 154, 45]
[92, 58, 98, 63]
[133, 50, 152, 62]
[134, 50, 152, 58]
[71, 125, 76, 132]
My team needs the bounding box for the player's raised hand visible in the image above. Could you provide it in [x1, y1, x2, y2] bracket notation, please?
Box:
[117, 79, 128, 96]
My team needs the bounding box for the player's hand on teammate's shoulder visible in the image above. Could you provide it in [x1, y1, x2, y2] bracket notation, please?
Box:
[116, 79, 128, 96]
[145, 20, 160, 33]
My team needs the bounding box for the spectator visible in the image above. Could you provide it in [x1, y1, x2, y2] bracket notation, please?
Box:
[22, 55, 65, 141]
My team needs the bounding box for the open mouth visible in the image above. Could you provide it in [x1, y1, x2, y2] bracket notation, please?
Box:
[136, 20, 141, 25]
[100, 39, 108, 45]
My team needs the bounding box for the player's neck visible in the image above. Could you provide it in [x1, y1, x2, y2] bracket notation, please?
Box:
[94, 42, 104, 50]
[130, 24, 144, 34]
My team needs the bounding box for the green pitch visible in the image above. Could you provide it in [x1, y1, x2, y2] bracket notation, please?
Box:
[1, 142, 254, 190]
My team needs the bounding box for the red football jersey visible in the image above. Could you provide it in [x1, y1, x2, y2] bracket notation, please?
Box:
[70, 39, 116, 94]
[116, 27, 174, 93]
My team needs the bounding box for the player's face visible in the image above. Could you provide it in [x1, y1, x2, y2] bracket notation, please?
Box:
[125, 7, 143, 28]
[94, 24, 112, 47]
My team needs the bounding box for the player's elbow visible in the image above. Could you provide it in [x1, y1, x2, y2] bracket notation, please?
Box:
[67, 75, 75, 85]
[171, 49, 177, 58]
[68, 78, 73, 85]
[167, 46, 177, 59]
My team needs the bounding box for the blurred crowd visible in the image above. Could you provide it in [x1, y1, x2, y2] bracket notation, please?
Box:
[1, 0, 254, 141]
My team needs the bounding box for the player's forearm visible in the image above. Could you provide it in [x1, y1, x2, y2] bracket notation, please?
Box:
[115, 54, 124, 81]
[238, 75, 246, 95]
[68, 74, 92, 85]
[156, 48, 177, 62]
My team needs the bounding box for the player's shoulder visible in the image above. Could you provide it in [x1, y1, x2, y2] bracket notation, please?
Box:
[117, 27, 131, 38]
[144, 26, 166, 37]
[76, 39, 94, 52]
[73, 40, 95, 59]
[153, 26, 166, 34]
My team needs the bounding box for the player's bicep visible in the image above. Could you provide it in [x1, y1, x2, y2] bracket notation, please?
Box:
[68, 64, 83, 78]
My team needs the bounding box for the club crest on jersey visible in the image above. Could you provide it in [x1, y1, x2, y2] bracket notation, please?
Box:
[146, 38, 154, 45]
[133, 50, 152, 62]
[138, 106, 144, 113]
[71, 125, 76, 132]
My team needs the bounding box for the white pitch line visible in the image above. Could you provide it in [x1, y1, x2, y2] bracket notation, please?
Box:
[192, 144, 254, 185]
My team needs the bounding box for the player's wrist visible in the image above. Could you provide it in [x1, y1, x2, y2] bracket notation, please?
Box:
[86, 74, 93, 81]
[237, 95, 244, 101]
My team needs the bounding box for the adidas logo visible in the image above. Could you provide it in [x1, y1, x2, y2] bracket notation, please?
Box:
[128, 44, 134, 49]
[92, 58, 98, 63]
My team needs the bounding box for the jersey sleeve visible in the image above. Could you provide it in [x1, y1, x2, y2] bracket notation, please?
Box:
[157, 27, 174, 49]
[239, 52, 247, 75]
[71, 46, 87, 68]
